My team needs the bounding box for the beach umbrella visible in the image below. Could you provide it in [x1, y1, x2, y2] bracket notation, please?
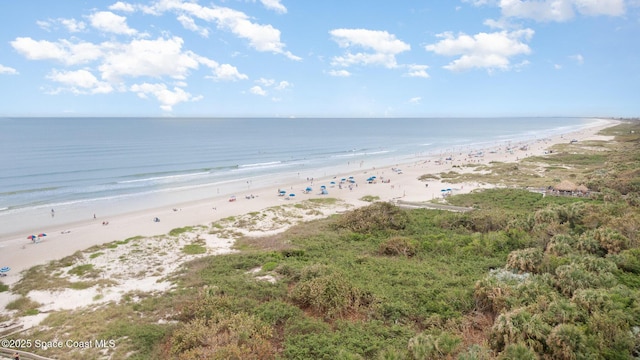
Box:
[38, 233, 47, 237]
[306, 187, 312, 192]
[320, 185, 326, 189]
[27, 235, 36, 240]
[0, 267, 10, 274]
[289, 193, 295, 197]
[330, 181, 335, 185]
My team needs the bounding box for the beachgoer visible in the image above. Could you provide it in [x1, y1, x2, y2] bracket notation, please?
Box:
[94, 213, 96, 219]
[14, 352, 20, 360]
[51, 209, 55, 217]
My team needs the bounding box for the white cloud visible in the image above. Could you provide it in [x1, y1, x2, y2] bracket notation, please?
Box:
[275, 80, 291, 90]
[89, 11, 137, 35]
[37, 18, 86, 32]
[10, 37, 102, 65]
[109, 1, 136, 12]
[404, 64, 430, 78]
[148, 1, 300, 60]
[257, 78, 276, 87]
[0, 64, 18, 75]
[98, 37, 199, 82]
[209, 63, 248, 81]
[464, 0, 499, 5]
[260, 0, 287, 14]
[409, 96, 422, 104]
[11, 33, 247, 111]
[329, 29, 411, 69]
[46, 69, 113, 94]
[60, 18, 86, 32]
[130, 82, 195, 111]
[499, 0, 625, 21]
[249, 85, 267, 96]
[570, 53, 584, 65]
[426, 29, 534, 72]
[327, 69, 351, 77]
[177, 14, 209, 37]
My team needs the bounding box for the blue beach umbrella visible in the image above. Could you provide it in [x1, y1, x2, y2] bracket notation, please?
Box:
[0, 266, 9, 274]
[289, 193, 296, 197]
[306, 187, 312, 192]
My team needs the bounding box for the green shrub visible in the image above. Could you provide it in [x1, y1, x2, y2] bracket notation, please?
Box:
[506, 248, 543, 274]
[170, 313, 274, 359]
[255, 300, 303, 326]
[68, 264, 99, 277]
[457, 344, 491, 360]
[378, 236, 418, 257]
[489, 307, 550, 353]
[554, 263, 617, 297]
[609, 248, 640, 274]
[497, 343, 537, 360]
[335, 202, 408, 233]
[182, 244, 206, 255]
[290, 272, 373, 319]
[262, 261, 278, 272]
[593, 228, 630, 254]
[546, 234, 577, 256]
[407, 331, 462, 359]
[169, 226, 194, 237]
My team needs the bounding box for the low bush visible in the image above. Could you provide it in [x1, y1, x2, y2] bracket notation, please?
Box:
[378, 236, 418, 257]
[505, 248, 543, 274]
[334, 202, 408, 233]
[290, 271, 374, 319]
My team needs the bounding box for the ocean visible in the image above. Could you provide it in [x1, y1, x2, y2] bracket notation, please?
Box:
[0, 117, 597, 236]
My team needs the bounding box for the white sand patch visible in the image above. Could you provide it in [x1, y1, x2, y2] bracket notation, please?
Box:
[29, 276, 171, 312]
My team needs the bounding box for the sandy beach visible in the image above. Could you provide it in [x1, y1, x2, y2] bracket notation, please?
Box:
[0, 118, 618, 289]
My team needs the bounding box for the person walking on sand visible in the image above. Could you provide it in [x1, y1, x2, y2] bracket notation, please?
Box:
[51, 208, 55, 217]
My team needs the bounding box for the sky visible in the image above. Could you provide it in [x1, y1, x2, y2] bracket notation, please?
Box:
[0, 0, 639, 118]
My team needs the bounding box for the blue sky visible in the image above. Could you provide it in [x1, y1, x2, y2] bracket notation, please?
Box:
[0, 0, 638, 117]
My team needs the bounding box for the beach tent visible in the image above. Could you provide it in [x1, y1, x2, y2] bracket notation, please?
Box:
[0, 266, 10, 276]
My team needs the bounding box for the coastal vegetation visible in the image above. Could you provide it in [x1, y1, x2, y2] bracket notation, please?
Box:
[1, 121, 639, 359]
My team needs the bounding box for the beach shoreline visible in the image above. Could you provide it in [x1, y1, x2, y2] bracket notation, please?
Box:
[0, 118, 619, 285]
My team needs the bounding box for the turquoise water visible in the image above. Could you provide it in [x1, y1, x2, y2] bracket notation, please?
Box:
[0, 117, 594, 234]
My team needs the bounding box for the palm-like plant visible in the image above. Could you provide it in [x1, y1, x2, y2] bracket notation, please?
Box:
[490, 307, 550, 353]
[593, 227, 629, 254]
[547, 324, 589, 360]
[506, 248, 543, 274]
